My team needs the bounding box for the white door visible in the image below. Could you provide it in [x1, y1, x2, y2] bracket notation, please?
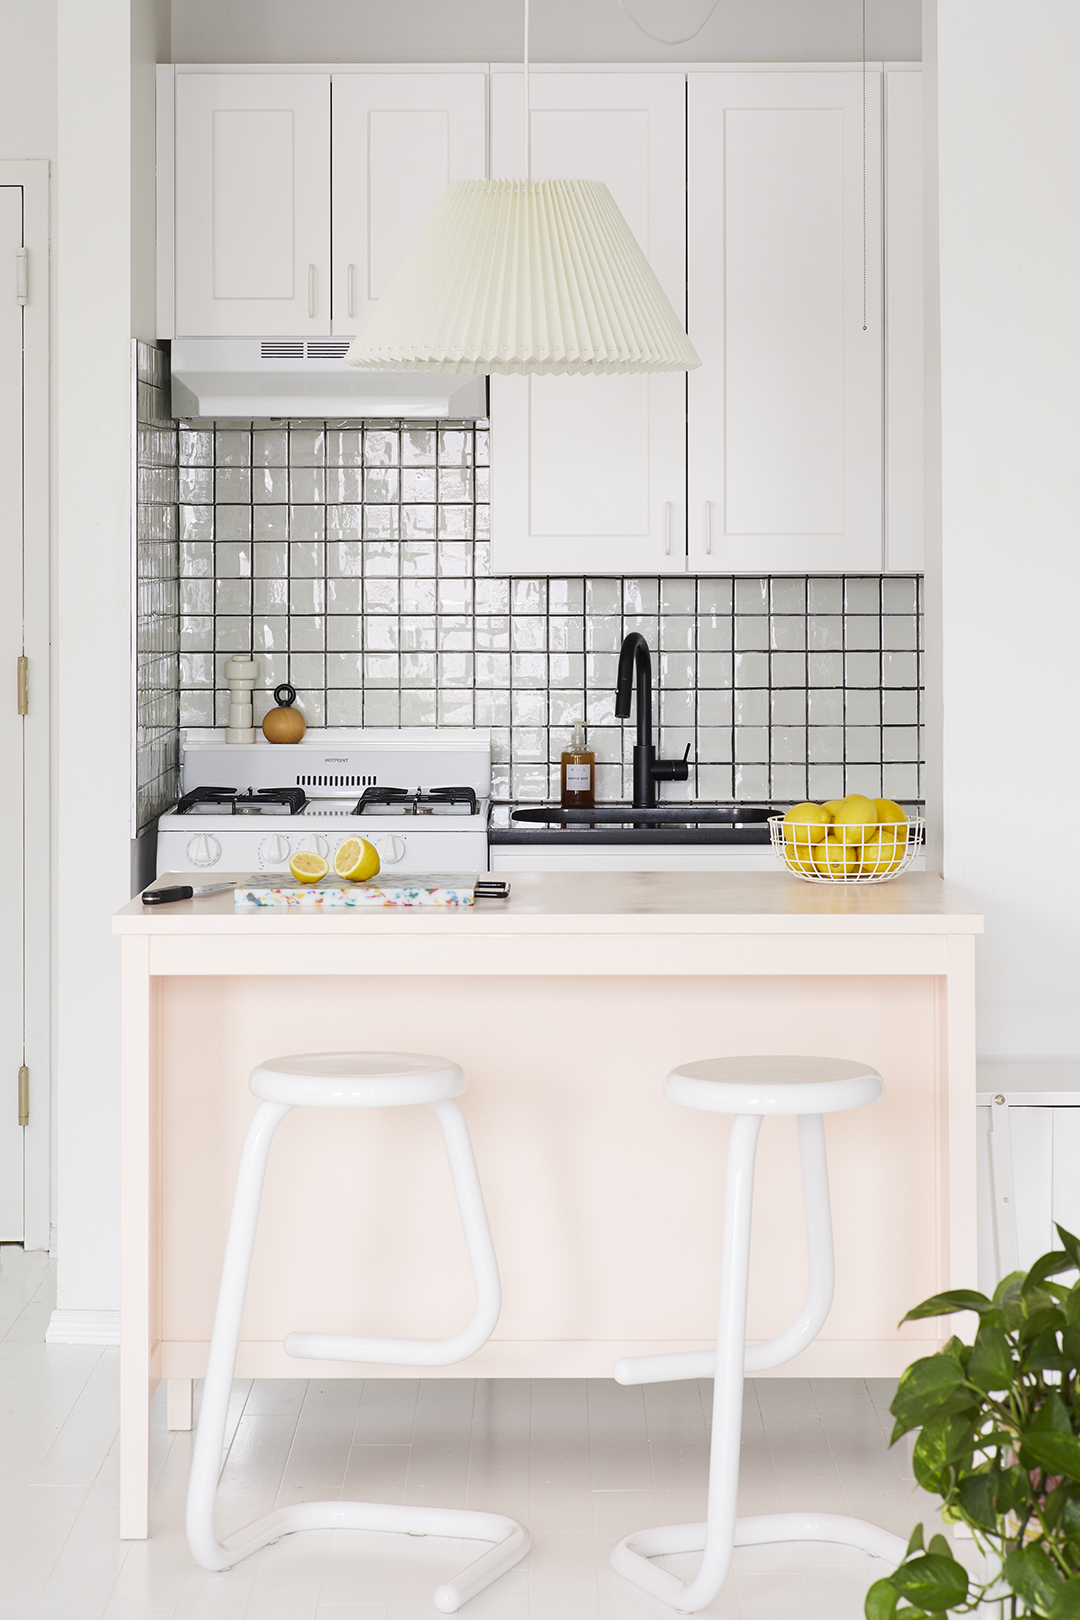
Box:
[331, 72, 487, 337]
[687, 70, 883, 573]
[174, 73, 331, 336]
[490, 72, 688, 576]
[0, 186, 25, 1237]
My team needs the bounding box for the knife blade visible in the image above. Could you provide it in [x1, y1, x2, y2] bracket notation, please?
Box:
[142, 881, 237, 905]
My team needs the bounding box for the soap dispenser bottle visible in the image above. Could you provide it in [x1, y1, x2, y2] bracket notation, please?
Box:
[560, 721, 595, 810]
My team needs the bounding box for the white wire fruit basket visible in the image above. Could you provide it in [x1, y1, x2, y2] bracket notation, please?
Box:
[768, 816, 925, 884]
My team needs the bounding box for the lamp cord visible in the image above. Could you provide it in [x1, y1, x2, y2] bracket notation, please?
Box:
[617, 0, 721, 47]
[524, 0, 531, 181]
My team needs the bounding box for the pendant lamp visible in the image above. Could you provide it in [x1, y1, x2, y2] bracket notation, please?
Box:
[345, 4, 700, 378]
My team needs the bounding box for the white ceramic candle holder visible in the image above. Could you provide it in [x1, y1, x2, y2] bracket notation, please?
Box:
[224, 656, 258, 743]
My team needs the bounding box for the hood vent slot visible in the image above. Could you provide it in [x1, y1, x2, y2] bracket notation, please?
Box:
[261, 340, 304, 360]
[306, 340, 352, 360]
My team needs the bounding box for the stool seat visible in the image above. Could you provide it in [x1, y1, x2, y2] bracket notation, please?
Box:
[250, 1050, 465, 1108]
[665, 1054, 883, 1116]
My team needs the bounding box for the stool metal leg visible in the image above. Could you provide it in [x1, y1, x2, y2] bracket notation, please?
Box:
[285, 1097, 501, 1366]
[187, 1098, 528, 1613]
[611, 1111, 906, 1614]
[614, 1113, 835, 1387]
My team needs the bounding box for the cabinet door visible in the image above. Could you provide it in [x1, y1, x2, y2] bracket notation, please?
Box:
[331, 73, 487, 337]
[490, 73, 687, 576]
[885, 69, 924, 571]
[687, 71, 883, 573]
[174, 73, 331, 336]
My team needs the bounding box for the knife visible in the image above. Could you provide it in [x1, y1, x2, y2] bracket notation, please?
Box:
[142, 881, 237, 906]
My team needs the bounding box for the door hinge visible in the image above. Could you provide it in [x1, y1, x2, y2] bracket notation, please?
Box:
[18, 1066, 29, 1127]
[17, 656, 28, 715]
[16, 247, 27, 306]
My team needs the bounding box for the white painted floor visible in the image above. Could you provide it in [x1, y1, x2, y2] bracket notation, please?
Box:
[1, 1244, 949, 1620]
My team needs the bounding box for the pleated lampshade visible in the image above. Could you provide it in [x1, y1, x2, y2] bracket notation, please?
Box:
[345, 178, 701, 377]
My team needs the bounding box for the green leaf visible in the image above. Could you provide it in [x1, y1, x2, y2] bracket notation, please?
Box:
[968, 1322, 1014, 1392]
[865, 1577, 900, 1620]
[1020, 1431, 1080, 1479]
[926, 1533, 952, 1560]
[1019, 1306, 1067, 1344]
[906, 1523, 925, 1556]
[889, 1356, 969, 1444]
[1048, 1577, 1080, 1620]
[956, 1472, 998, 1531]
[1062, 1325, 1080, 1365]
[1024, 1251, 1075, 1295]
[1056, 1225, 1080, 1269]
[994, 1270, 1027, 1303]
[900, 1290, 992, 1323]
[912, 1415, 973, 1491]
[995, 1464, 1031, 1513]
[890, 1554, 969, 1612]
[1005, 1544, 1065, 1616]
[1030, 1392, 1072, 1434]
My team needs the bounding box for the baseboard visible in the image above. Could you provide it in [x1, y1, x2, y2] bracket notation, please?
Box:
[45, 1308, 120, 1346]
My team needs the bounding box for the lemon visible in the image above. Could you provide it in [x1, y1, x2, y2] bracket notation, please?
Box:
[782, 802, 830, 847]
[820, 799, 844, 820]
[862, 826, 906, 876]
[781, 843, 818, 875]
[289, 850, 330, 884]
[831, 793, 878, 844]
[814, 833, 861, 876]
[333, 836, 381, 882]
[874, 798, 908, 826]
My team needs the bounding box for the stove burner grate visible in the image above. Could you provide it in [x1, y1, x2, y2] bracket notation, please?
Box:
[174, 786, 309, 815]
[353, 785, 479, 816]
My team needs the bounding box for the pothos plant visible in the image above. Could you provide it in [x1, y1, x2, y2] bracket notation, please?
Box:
[866, 1225, 1080, 1620]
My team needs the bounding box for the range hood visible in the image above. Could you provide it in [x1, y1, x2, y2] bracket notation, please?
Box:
[169, 339, 487, 421]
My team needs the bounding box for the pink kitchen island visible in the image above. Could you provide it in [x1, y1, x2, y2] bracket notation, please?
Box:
[113, 869, 982, 1537]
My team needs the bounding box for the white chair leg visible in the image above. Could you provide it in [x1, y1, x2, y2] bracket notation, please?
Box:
[611, 1111, 906, 1613]
[188, 1097, 529, 1613]
[614, 1112, 835, 1387]
[285, 1096, 502, 1366]
[187, 1098, 292, 1571]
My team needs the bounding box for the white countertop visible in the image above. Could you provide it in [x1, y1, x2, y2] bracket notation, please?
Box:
[114, 870, 983, 936]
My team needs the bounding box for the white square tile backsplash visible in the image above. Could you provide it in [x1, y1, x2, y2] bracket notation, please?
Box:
[132, 344, 923, 819]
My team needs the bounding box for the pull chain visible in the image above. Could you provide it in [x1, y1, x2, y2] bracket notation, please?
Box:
[861, 0, 867, 330]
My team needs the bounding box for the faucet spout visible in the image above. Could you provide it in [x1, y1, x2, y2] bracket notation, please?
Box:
[615, 632, 652, 751]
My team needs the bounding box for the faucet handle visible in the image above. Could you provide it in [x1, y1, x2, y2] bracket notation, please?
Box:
[651, 744, 692, 785]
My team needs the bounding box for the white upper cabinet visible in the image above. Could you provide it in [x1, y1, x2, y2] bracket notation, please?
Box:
[331, 74, 487, 336]
[687, 70, 885, 574]
[489, 72, 688, 576]
[884, 69, 924, 572]
[174, 73, 332, 337]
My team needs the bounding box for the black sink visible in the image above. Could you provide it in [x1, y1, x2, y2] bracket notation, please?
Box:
[491, 803, 777, 846]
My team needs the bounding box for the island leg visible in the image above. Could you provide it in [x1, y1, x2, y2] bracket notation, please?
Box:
[120, 935, 157, 1537]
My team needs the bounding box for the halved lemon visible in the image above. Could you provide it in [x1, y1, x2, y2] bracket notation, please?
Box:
[289, 850, 330, 884]
[333, 836, 381, 882]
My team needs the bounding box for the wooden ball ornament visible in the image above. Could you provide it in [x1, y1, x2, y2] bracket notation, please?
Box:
[261, 682, 307, 744]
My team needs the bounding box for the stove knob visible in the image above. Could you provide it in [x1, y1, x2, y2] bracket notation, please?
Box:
[370, 835, 407, 866]
[185, 832, 222, 868]
[294, 832, 329, 860]
[258, 833, 291, 866]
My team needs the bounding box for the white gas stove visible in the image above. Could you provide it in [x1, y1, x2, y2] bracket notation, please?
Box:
[155, 729, 491, 877]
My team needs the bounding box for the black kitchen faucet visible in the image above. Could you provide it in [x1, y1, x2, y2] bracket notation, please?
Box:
[614, 632, 691, 809]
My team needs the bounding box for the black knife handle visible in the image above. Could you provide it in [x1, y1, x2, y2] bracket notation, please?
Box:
[142, 885, 194, 905]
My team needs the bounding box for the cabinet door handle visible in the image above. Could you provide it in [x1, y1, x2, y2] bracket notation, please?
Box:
[347, 263, 356, 320]
[704, 500, 713, 556]
[308, 264, 316, 319]
[663, 501, 673, 556]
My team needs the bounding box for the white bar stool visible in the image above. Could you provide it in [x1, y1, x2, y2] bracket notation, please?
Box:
[611, 1054, 908, 1614]
[186, 1051, 529, 1615]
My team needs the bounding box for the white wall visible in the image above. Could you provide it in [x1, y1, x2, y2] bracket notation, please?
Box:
[52, 0, 168, 1325]
[937, 1, 1080, 1055]
[172, 0, 920, 64]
